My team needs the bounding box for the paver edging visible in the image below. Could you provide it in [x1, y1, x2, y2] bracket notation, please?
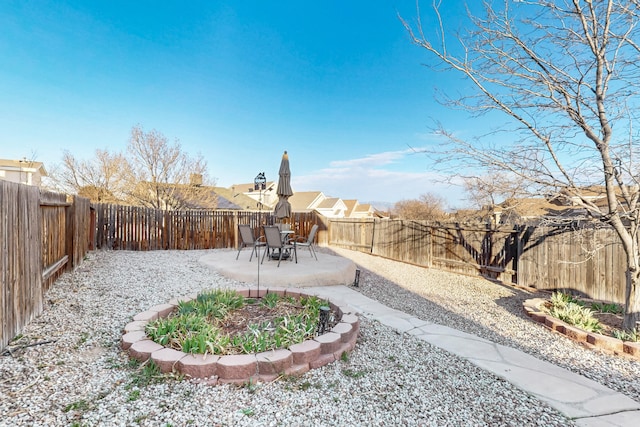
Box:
[523, 298, 639, 360]
[122, 287, 359, 384]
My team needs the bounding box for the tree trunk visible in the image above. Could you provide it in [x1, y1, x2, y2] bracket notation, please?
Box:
[624, 266, 640, 331]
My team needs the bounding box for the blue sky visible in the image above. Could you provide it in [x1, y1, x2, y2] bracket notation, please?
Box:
[0, 1, 476, 208]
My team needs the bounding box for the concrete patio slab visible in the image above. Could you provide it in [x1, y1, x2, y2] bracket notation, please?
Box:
[199, 249, 356, 287]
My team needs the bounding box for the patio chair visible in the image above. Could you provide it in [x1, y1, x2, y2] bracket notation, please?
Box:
[236, 224, 266, 261]
[261, 225, 297, 267]
[293, 224, 319, 261]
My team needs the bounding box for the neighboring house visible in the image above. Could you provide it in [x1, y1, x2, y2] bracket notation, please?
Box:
[221, 185, 381, 218]
[127, 180, 219, 210]
[492, 197, 579, 224]
[211, 186, 259, 210]
[0, 158, 47, 186]
[232, 181, 278, 209]
[343, 199, 382, 218]
[315, 197, 348, 218]
[288, 191, 326, 213]
[288, 191, 348, 218]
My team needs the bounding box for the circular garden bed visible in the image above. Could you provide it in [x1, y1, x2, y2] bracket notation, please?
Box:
[121, 287, 359, 385]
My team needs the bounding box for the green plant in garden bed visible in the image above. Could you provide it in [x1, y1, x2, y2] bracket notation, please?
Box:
[613, 328, 639, 342]
[591, 301, 623, 315]
[544, 293, 639, 342]
[145, 289, 331, 355]
[547, 292, 603, 333]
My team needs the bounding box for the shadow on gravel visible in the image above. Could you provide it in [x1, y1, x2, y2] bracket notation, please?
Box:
[321, 247, 563, 358]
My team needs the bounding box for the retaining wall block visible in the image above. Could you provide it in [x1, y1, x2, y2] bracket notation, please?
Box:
[256, 349, 294, 376]
[545, 316, 568, 333]
[333, 342, 353, 360]
[340, 314, 360, 331]
[563, 325, 588, 342]
[623, 341, 640, 358]
[177, 354, 220, 379]
[331, 322, 354, 343]
[289, 340, 321, 365]
[235, 288, 250, 298]
[152, 348, 186, 373]
[309, 353, 335, 369]
[267, 287, 287, 296]
[587, 333, 624, 354]
[284, 364, 310, 377]
[249, 288, 268, 298]
[168, 295, 193, 306]
[124, 320, 148, 333]
[133, 310, 159, 322]
[128, 340, 164, 362]
[530, 312, 547, 324]
[314, 332, 342, 355]
[284, 288, 304, 299]
[216, 354, 258, 380]
[121, 330, 148, 350]
[148, 303, 175, 318]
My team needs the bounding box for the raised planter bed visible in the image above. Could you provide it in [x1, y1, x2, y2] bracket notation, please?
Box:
[122, 287, 359, 385]
[523, 298, 640, 360]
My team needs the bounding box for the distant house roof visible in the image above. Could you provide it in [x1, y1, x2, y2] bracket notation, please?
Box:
[317, 197, 341, 209]
[493, 197, 584, 223]
[343, 199, 358, 217]
[315, 197, 348, 218]
[231, 181, 278, 209]
[0, 158, 48, 186]
[212, 186, 258, 210]
[161, 185, 219, 210]
[0, 159, 47, 176]
[231, 181, 277, 194]
[0, 158, 48, 176]
[289, 191, 325, 212]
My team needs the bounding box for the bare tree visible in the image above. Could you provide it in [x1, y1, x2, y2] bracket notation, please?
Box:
[463, 173, 525, 209]
[394, 193, 449, 220]
[401, 1, 640, 330]
[125, 125, 217, 210]
[50, 149, 128, 203]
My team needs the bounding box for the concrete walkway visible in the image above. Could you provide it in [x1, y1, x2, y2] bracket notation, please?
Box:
[200, 250, 640, 426]
[305, 285, 640, 427]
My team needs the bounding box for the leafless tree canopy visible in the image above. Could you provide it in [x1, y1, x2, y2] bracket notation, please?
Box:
[463, 173, 525, 209]
[49, 125, 216, 210]
[393, 193, 449, 220]
[125, 125, 215, 210]
[50, 149, 128, 203]
[400, 0, 640, 329]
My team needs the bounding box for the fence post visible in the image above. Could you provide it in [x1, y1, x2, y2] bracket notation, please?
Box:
[233, 211, 239, 249]
[65, 196, 75, 270]
[370, 219, 376, 254]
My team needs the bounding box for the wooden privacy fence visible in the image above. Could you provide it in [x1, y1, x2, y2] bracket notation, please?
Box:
[92, 203, 325, 251]
[329, 218, 628, 305]
[1, 181, 91, 351]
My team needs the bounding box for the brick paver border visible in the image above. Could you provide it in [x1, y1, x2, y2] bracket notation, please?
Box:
[122, 287, 359, 385]
[523, 298, 640, 360]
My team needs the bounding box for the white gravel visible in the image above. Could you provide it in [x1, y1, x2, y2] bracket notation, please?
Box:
[1, 247, 635, 426]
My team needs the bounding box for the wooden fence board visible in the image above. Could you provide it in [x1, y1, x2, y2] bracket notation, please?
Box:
[91, 204, 323, 252]
[1, 182, 90, 351]
[329, 218, 628, 305]
[1, 181, 41, 350]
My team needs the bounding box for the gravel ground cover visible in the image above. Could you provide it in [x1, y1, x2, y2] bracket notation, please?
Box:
[1, 247, 635, 426]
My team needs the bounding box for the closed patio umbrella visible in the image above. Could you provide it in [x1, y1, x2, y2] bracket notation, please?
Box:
[274, 151, 293, 219]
